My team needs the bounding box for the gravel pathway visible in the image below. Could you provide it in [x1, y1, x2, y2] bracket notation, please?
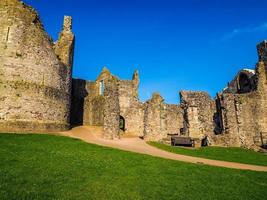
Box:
[60, 126, 267, 172]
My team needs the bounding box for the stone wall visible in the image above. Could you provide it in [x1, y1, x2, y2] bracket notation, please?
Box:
[211, 45, 267, 149]
[103, 78, 120, 139]
[144, 93, 167, 141]
[165, 104, 183, 135]
[256, 44, 267, 138]
[0, 0, 73, 132]
[85, 68, 114, 127]
[180, 91, 216, 140]
[118, 80, 135, 115]
[232, 94, 260, 148]
[214, 93, 258, 147]
[71, 68, 121, 139]
[122, 101, 145, 136]
[71, 69, 112, 127]
[69, 36, 266, 149]
[2, 1, 266, 150]
[143, 93, 183, 141]
[118, 71, 144, 136]
[214, 94, 240, 146]
[119, 93, 145, 136]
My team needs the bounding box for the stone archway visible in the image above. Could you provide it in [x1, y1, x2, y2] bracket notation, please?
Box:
[119, 116, 125, 131]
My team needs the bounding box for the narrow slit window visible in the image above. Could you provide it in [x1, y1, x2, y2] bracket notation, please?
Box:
[6, 27, 10, 42]
[100, 80, 105, 95]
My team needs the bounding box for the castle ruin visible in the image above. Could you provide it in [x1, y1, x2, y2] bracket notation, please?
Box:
[1, 0, 266, 150]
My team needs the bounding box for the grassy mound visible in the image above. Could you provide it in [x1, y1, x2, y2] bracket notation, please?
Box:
[0, 134, 266, 200]
[148, 142, 267, 166]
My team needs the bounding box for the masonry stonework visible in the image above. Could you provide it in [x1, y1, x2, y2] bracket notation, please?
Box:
[118, 71, 145, 136]
[1, 0, 267, 151]
[0, 0, 74, 132]
[180, 91, 216, 141]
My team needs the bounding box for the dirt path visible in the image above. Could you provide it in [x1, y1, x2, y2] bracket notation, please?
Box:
[60, 126, 267, 172]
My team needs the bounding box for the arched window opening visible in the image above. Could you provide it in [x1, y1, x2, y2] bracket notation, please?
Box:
[119, 116, 125, 131]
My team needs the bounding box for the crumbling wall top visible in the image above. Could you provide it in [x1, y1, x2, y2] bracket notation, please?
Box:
[149, 92, 164, 104]
[63, 16, 72, 32]
[257, 40, 267, 62]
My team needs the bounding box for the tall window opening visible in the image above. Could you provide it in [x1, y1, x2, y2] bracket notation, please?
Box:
[99, 80, 105, 95]
[119, 116, 125, 131]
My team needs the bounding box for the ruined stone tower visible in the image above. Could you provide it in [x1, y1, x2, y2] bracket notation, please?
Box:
[0, 0, 266, 150]
[0, 0, 74, 132]
[54, 16, 75, 68]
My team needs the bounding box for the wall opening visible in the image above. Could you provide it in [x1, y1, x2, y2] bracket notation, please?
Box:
[119, 116, 125, 131]
[99, 80, 105, 95]
[6, 27, 10, 42]
[238, 73, 252, 93]
[201, 136, 209, 147]
[214, 97, 224, 134]
[70, 80, 88, 127]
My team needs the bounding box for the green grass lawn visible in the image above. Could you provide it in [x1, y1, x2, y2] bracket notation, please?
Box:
[0, 134, 267, 200]
[148, 142, 267, 166]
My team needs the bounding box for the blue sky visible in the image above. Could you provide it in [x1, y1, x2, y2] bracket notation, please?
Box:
[24, 0, 267, 103]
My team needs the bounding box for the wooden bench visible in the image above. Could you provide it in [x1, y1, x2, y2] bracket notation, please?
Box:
[171, 136, 195, 147]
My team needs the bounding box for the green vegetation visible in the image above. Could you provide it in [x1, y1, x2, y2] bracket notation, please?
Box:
[0, 134, 267, 200]
[148, 142, 267, 166]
